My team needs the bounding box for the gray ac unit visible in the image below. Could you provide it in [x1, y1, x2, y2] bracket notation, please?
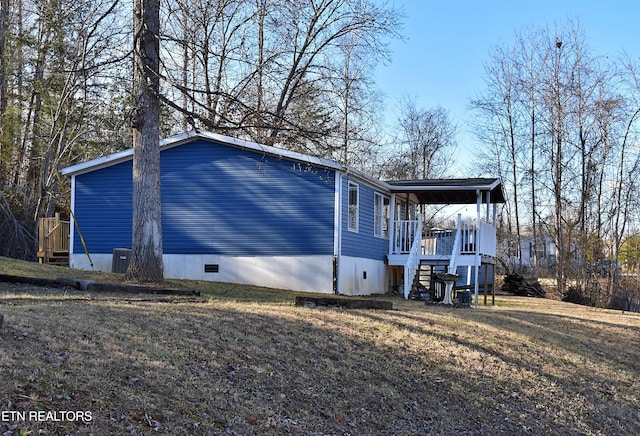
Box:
[112, 248, 131, 273]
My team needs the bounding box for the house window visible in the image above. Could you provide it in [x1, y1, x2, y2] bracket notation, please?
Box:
[348, 182, 359, 232]
[374, 193, 390, 238]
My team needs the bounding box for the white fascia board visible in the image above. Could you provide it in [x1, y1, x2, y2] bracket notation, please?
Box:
[342, 167, 392, 193]
[488, 178, 502, 191]
[389, 183, 494, 192]
[60, 148, 134, 176]
[194, 131, 344, 172]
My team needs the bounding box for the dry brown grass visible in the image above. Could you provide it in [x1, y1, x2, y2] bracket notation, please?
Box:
[1, 257, 639, 435]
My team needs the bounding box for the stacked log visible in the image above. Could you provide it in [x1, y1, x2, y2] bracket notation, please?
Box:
[501, 273, 545, 298]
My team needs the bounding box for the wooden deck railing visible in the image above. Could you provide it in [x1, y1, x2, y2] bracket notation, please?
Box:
[38, 214, 70, 265]
[391, 217, 496, 258]
[389, 220, 496, 257]
[389, 215, 497, 300]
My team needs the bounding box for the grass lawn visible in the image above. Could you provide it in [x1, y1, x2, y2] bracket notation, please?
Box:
[1, 257, 639, 435]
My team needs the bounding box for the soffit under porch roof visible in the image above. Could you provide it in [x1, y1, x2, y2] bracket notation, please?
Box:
[386, 178, 506, 205]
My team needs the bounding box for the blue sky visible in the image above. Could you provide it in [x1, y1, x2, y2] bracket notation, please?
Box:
[375, 0, 640, 175]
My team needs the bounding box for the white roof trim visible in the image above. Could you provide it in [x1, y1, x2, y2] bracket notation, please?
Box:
[60, 130, 346, 176]
[389, 184, 495, 192]
[60, 147, 134, 176]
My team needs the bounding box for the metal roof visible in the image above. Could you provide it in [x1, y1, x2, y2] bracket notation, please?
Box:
[387, 178, 506, 204]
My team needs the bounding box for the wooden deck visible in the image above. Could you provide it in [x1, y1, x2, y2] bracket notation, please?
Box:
[38, 214, 70, 265]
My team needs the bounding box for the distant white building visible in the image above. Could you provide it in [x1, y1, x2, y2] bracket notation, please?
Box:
[501, 231, 557, 271]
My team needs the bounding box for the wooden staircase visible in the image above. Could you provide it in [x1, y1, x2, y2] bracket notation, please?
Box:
[390, 214, 498, 302]
[38, 214, 70, 266]
[408, 260, 448, 300]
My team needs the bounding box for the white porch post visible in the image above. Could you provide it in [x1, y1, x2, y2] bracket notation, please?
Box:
[474, 189, 481, 307]
[388, 193, 396, 256]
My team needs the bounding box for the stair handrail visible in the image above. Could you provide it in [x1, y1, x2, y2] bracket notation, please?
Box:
[403, 214, 422, 298]
[449, 214, 463, 273]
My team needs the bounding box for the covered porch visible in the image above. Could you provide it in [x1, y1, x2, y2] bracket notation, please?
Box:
[384, 178, 505, 302]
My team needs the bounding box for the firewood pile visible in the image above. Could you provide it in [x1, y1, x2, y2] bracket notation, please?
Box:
[501, 273, 546, 298]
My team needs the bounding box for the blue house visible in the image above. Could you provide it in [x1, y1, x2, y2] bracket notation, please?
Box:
[61, 131, 505, 298]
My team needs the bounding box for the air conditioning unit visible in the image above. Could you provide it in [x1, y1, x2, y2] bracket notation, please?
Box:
[112, 248, 131, 273]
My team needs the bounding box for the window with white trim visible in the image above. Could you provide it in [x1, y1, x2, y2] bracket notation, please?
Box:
[374, 193, 390, 238]
[348, 182, 359, 232]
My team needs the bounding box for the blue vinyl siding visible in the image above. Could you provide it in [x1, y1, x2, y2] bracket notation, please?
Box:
[73, 161, 133, 253]
[73, 139, 335, 255]
[341, 177, 389, 261]
[453, 264, 491, 287]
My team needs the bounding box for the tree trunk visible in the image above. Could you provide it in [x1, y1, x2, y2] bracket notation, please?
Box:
[180, 20, 190, 132]
[0, 0, 8, 117]
[127, 0, 163, 283]
[552, 40, 566, 297]
[506, 88, 522, 271]
[255, 0, 265, 139]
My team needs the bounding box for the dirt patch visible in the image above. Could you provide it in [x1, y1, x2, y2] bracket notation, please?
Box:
[294, 296, 393, 310]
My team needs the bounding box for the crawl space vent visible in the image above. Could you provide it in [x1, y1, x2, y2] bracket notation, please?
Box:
[204, 264, 219, 273]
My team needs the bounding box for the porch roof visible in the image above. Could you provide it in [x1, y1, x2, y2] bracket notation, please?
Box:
[386, 178, 505, 205]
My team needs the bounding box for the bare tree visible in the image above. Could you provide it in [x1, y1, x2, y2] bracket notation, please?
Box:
[472, 43, 525, 271]
[323, 27, 385, 168]
[512, 26, 550, 271]
[127, 0, 163, 282]
[0, 0, 129, 261]
[384, 98, 456, 181]
[0, 0, 8, 118]
[472, 19, 638, 303]
[160, 0, 400, 159]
